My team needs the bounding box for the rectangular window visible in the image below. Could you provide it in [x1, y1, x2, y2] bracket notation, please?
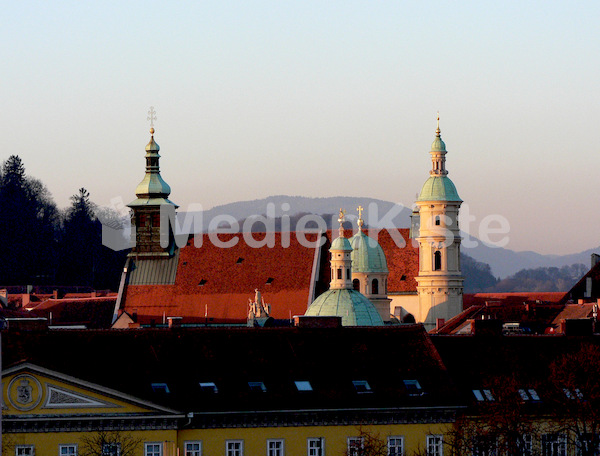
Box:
[388, 436, 404, 456]
[227, 440, 244, 456]
[145, 443, 162, 456]
[578, 434, 600, 456]
[15, 446, 34, 456]
[184, 442, 202, 456]
[521, 434, 533, 456]
[426, 435, 443, 456]
[267, 440, 284, 456]
[542, 434, 566, 456]
[347, 437, 363, 456]
[307, 438, 324, 456]
[60, 445, 78, 456]
[102, 444, 121, 456]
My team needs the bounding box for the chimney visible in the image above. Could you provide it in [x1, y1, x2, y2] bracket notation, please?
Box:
[592, 253, 600, 268]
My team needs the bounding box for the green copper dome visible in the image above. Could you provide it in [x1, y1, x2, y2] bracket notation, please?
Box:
[350, 231, 388, 273]
[305, 289, 384, 326]
[417, 176, 462, 202]
[431, 136, 446, 152]
[330, 236, 352, 252]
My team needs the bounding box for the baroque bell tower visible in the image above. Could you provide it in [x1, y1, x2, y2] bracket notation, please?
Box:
[414, 115, 463, 329]
[128, 107, 178, 257]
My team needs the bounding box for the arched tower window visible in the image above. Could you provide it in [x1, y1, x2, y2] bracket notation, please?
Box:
[346, 268, 350, 279]
[337, 268, 342, 280]
[353, 279, 360, 291]
[372, 279, 379, 295]
[434, 251, 442, 271]
[435, 215, 440, 226]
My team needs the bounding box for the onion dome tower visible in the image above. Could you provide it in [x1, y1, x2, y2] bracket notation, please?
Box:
[414, 115, 463, 329]
[128, 108, 178, 257]
[350, 206, 391, 321]
[304, 210, 383, 326]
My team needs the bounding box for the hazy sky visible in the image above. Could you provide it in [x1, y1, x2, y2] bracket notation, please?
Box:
[2, 1, 599, 255]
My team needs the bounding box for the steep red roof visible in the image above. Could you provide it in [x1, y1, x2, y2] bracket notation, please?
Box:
[121, 229, 419, 325]
[463, 292, 565, 307]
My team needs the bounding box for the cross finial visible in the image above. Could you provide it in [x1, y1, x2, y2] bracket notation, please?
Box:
[147, 106, 157, 135]
[435, 111, 441, 137]
[357, 205, 364, 231]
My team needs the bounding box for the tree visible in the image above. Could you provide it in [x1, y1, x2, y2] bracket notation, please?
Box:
[547, 343, 600, 456]
[443, 375, 543, 456]
[57, 187, 99, 286]
[0, 155, 59, 284]
[79, 430, 141, 456]
[342, 428, 393, 456]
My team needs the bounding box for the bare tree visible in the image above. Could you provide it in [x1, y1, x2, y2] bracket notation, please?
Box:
[547, 343, 600, 456]
[79, 430, 141, 456]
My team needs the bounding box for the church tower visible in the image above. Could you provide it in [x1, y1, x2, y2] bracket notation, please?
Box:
[128, 110, 178, 257]
[414, 116, 463, 329]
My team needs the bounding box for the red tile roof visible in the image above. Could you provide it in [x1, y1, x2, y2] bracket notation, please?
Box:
[28, 297, 117, 328]
[121, 229, 419, 324]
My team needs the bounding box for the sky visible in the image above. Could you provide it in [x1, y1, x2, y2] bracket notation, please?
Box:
[2, 1, 599, 255]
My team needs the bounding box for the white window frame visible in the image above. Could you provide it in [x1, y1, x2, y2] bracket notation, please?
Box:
[388, 436, 404, 456]
[184, 441, 202, 456]
[16, 446, 35, 456]
[59, 445, 78, 456]
[521, 434, 533, 456]
[426, 435, 443, 456]
[267, 439, 284, 456]
[144, 443, 162, 456]
[347, 437, 364, 456]
[226, 440, 244, 456]
[542, 434, 567, 456]
[307, 438, 324, 456]
[102, 443, 121, 456]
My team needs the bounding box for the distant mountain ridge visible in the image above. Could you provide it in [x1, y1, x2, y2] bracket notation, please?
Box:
[180, 195, 598, 279]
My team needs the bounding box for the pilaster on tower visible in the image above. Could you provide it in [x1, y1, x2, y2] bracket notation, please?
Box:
[414, 116, 464, 330]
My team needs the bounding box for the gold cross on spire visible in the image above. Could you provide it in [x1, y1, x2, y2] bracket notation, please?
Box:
[357, 205, 364, 231]
[147, 106, 157, 134]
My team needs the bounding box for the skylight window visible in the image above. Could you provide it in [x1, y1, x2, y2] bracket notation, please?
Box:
[295, 381, 313, 392]
[519, 388, 540, 401]
[151, 383, 170, 393]
[403, 379, 423, 396]
[248, 381, 267, 393]
[199, 382, 218, 394]
[198, 279, 207, 286]
[473, 389, 494, 401]
[352, 380, 372, 393]
[266, 277, 274, 285]
[236, 257, 244, 264]
[563, 388, 584, 400]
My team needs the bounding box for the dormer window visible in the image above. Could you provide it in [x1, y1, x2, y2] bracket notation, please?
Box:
[352, 380, 372, 393]
[151, 383, 170, 393]
[403, 379, 423, 396]
[236, 257, 244, 264]
[199, 382, 218, 393]
[248, 382, 266, 392]
[198, 279, 207, 286]
[266, 277, 274, 285]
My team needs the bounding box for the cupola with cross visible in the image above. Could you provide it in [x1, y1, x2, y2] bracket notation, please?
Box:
[350, 205, 392, 321]
[304, 209, 383, 326]
[127, 107, 178, 257]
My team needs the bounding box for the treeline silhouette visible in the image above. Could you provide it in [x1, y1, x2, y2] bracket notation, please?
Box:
[0, 155, 127, 290]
